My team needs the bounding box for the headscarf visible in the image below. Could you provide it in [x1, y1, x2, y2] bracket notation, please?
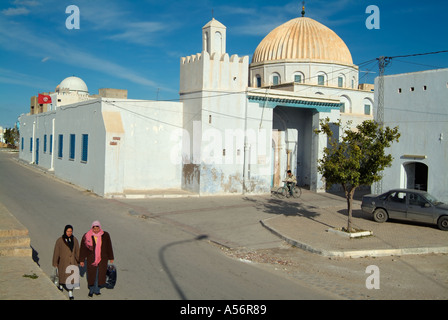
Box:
[84, 221, 104, 266]
[62, 225, 74, 252]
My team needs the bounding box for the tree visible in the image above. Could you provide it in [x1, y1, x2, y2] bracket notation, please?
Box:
[4, 127, 19, 148]
[314, 118, 400, 232]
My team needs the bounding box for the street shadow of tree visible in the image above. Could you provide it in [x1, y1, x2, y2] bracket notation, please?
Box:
[336, 208, 372, 221]
[242, 195, 333, 229]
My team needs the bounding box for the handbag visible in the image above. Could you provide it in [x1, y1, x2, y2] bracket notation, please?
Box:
[52, 267, 59, 287]
[105, 264, 117, 289]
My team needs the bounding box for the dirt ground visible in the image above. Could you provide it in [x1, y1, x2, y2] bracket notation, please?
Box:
[219, 243, 448, 300]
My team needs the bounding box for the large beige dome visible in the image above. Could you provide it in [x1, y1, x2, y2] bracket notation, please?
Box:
[252, 17, 353, 66]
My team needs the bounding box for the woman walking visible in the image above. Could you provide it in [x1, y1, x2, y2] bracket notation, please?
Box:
[52, 225, 80, 300]
[79, 221, 114, 297]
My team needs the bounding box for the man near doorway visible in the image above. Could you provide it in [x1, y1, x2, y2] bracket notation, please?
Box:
[285, 170, 297, 195]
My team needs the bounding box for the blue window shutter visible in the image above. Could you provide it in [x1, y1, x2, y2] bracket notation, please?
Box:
[81, 134, 88, 162]
[58, 135, 63, 158]
[70, 134, 75, 160]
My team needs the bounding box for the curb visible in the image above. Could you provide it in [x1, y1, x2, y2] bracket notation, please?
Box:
[260, 219, 448, 259]
[109, 193, 201, 199]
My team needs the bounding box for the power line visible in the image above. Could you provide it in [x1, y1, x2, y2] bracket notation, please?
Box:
[384, 50, 448, 60]
[107, 51, 447, 105]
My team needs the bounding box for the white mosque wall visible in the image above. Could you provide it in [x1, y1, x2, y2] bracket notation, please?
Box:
[195, 94, 274, 195]
[112, 99, 184, 192]
[19, 98, 184, 197]
[180, 48, 273, 195]
[19, 99, 107, 195]
[374, 68, 448, 202]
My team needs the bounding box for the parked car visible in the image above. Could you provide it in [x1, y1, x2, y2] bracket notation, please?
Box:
[361, 189, 448, 231]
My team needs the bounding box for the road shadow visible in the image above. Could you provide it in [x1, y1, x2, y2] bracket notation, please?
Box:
[336, 208, 372, 221]
[31, 246, 40, 266]
[158, 234, 208, 300]
[242, 196, 333, 229]
[327, 188, 371, 201]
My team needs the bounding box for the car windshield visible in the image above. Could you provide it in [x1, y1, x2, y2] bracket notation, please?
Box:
[423, 192, 443, 205]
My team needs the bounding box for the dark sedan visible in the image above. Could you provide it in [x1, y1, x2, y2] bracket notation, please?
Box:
[361, 189, 448, 231]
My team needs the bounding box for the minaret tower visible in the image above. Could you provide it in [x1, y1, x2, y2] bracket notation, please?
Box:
[202, 18, 226, 56]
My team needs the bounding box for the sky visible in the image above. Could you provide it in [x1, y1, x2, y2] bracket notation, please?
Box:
[0, 0, 447, 129]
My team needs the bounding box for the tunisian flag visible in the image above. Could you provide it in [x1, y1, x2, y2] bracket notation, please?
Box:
[38, 93, 52, 104]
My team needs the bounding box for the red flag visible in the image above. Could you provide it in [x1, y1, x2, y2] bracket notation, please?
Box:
[38, 94, 52, 104]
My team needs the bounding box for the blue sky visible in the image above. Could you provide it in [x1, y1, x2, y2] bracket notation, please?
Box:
[1, 0, 447, 128]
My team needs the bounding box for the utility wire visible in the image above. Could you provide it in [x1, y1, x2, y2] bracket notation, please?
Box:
[110, 51, 447, 104]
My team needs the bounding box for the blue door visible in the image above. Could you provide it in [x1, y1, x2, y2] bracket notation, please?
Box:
[35, 138, 39, 165]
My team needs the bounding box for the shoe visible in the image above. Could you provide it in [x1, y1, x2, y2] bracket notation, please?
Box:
[69, 296, 74, 300]
[88, 293, 93, 298]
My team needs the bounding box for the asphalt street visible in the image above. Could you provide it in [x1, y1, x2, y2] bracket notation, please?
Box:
[1, 150, 447, 301]
[0, 150, 338, 300]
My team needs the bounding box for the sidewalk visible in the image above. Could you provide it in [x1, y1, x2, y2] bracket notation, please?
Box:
[0, 202, 66, 300]
[117, 188, 448, 258]
[260, 191, 448, 258]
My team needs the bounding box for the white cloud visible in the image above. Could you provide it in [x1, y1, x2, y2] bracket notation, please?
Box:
[106, 21, 168, 46]
[0, 67, 53, 89]
[13, 0, 40, 6]
[2, 0, 41, 16]
[2, 7, 30, 16]
[0, 19, 172, 92]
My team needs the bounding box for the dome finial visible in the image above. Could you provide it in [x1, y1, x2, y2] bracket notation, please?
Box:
[301, 1, 305, 17]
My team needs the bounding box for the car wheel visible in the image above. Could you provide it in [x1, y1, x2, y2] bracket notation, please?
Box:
[437, 216, 448, 231]
[373, 208, 388, 223]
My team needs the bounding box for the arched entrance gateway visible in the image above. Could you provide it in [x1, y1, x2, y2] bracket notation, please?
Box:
[403, 162, 429, 191]
[248, 94, 341, 191]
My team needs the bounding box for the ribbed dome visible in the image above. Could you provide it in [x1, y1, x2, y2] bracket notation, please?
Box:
[58, 76, 89, 93]
[252, 17, 353, 66]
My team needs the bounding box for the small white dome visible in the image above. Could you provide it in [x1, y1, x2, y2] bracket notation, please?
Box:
[58, 76, 89, 93]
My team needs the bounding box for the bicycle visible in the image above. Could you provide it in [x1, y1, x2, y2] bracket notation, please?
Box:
[276, 181, 302, 199]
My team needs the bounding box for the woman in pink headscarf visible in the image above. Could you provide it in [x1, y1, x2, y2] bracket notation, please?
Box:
[79, 221, 114, 297]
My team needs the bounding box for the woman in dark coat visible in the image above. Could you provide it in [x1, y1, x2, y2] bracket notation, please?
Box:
[79, 220, 114, 297]
[52, 225, 80, 300]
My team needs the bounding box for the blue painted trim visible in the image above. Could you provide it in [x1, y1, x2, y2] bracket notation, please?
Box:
[248, 95, 341, 113]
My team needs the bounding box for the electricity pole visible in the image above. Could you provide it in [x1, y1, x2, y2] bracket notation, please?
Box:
[375, 56, 391, 194]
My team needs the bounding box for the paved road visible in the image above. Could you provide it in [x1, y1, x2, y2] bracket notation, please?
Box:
[0, 151, 337, 300]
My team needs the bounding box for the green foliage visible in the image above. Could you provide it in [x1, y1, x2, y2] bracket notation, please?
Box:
[4, 127, 19, 147]
[314, 118, 400, 232]
[315, 118, 400, 191]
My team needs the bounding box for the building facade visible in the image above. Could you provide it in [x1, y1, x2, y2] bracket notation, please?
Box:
[19, 14, 375, 197]
[373, 68, 448, 202]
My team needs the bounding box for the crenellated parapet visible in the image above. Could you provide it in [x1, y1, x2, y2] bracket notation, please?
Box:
[180, 50, 249, 94]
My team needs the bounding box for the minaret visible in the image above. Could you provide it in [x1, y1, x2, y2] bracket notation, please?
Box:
[202, 18, 226, 56]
